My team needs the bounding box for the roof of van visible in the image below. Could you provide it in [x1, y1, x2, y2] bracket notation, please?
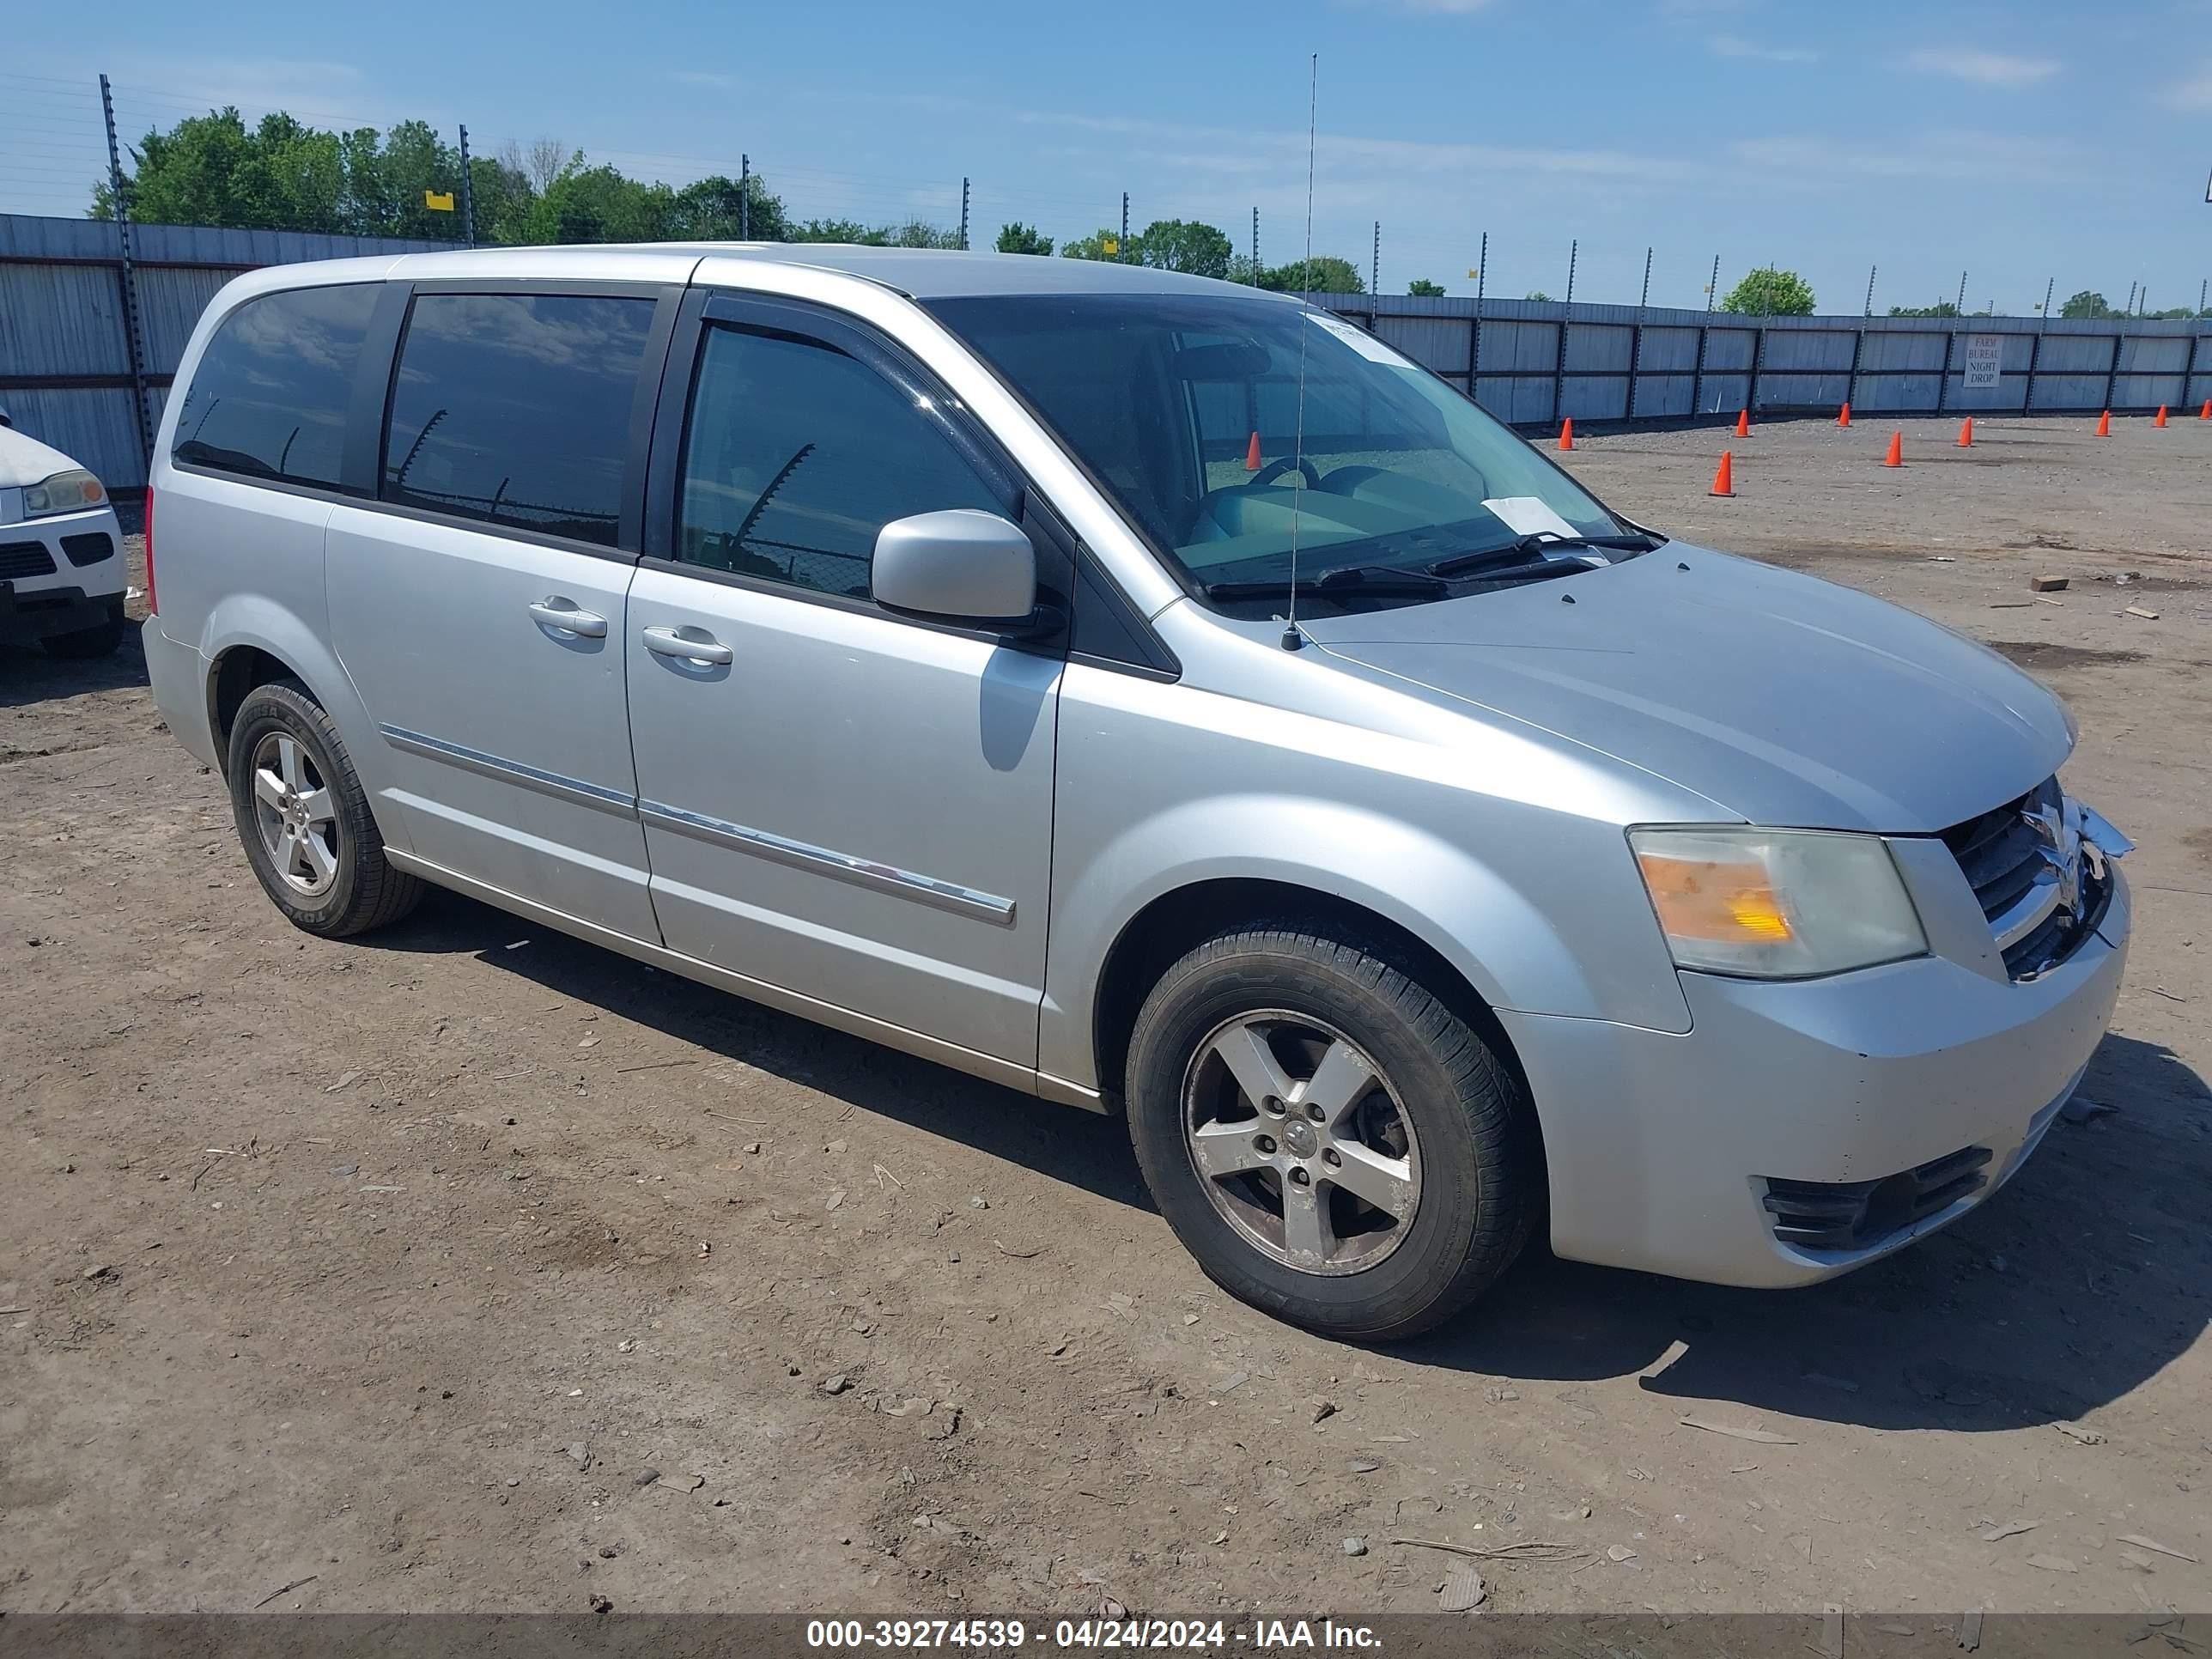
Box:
[368, 241, 1300, 301]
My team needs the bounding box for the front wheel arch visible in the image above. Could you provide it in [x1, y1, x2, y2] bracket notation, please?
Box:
[1091, 878, 1534, 1121]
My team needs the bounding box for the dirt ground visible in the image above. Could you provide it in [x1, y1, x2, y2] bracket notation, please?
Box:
[3, 412, 2208, 1620]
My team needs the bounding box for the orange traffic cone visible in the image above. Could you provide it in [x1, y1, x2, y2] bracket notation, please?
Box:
[1957, 416, 1974, 447]
[1710, 450, 1735, 497]
[2154, 404, 2169, 428]
[1838, 402, 1852, 427]
[1884, 431, 1904, 468]
[1244, 430, 1262, 471]
[2200, 399, 2211, 420]
[1558, 416, 1575, 451]
[2095, 410, 2112, 437]
[1734, 408, 1751, 438]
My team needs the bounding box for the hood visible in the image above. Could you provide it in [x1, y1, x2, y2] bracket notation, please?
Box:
[1304, 546, 2069, 833]
[0, 423, 86, 490]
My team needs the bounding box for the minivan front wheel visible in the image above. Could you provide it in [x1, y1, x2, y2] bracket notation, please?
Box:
[226, 680, 423, 938]
[1126, 922, 1538, 1340]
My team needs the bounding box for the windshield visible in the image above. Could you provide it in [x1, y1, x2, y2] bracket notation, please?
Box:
[927, 291, 1635, 605]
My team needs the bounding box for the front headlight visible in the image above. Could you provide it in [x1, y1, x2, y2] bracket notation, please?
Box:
[22, 469, 106, 518]
[1630, 827, 1927, 979]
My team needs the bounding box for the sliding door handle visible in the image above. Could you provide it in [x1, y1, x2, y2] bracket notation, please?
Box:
[641, 624, 732, 666]
[528, 598, 608, 638]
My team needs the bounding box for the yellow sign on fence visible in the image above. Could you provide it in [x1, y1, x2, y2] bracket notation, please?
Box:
[1101, 236, 1119, 257]
[423, 190, 455, 212]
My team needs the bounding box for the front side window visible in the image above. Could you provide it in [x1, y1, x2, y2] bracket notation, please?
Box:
[382, 292, 654, 548]
[675, 323, 1003, 601]
[171, 283, 379, 489]
[928, 292, 1637, 607]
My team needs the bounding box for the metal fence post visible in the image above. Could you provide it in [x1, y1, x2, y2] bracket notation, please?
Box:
[457, 124, 477, 247]
[1692, 322, 1710, 417]
[959, 177, 970, 252]
[1121, 193, 1129, 264]
[1748, 319, 1766, 416]
[98, 73, 155, 473]
[2105, 331, 2123, 410]
[1847, 324, 1865, 412]
[738, 154, 750, 240]
[1371, 221, 1379, 298]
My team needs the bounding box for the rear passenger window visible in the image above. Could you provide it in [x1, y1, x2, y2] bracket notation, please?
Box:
[381, 292, 654, 549]
[171, 283, 378, 490]
[675, 324, 1002, 599]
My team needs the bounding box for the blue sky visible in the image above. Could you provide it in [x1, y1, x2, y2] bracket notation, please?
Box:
[4, 0, 2209, 314]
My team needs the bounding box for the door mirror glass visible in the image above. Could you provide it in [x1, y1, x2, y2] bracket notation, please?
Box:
[872, 509, 1036, 624]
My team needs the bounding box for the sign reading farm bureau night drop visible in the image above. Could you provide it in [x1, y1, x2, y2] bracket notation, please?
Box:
[1962, 334, 2004, 390]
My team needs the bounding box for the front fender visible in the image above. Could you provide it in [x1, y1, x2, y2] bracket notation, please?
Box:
[1039, 792, 1692, 1089]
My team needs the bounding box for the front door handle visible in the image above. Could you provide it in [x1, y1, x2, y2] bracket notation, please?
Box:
[642, 624, 733, 666]
[528, 598, 608, 638]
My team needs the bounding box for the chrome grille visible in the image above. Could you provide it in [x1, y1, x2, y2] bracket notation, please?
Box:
[1940, 776, 2100, 979]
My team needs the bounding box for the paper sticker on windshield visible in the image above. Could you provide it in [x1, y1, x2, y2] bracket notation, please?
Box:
[1305, 312, 1411, 367]
[1483, 496, 1582, 539]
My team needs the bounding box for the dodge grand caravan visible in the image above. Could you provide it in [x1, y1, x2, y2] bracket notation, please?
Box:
[143, 246, 2131, 1338]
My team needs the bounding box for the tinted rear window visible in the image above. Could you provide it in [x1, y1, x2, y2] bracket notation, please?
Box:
[171, 283, 379, 489]
[380, 292, 655, 548]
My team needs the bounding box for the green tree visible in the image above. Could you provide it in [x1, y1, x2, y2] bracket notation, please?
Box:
[995, 222, 1054, 256]
[1060, 228, 1129, 262]
[666, 173, 787, 241]
[1263, 255, 1364, 294]
[1721, 266, 1816, 316]
[2059, 289, 2116, 319]
[1407, 278, 1446, 296]
[1524, 289, 1553, 301]
[1887, 301, 1961, 317]
[1137, 218, 1232, 278]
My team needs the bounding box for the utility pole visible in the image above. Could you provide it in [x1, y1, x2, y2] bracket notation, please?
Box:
[738, 154, 750, 240]
[1371, 221, 1379, 297]
[1120, 192, 1129, 264]
[959, 177, 970, 251]
[1639, 246, 1652, 308]
[1864, 264, 1877, 317]
[99, 73, 153, 471]
[457, 124, 477, 248]
[1565, 238, 1577, 307]
[1956, 270, 1968, 313]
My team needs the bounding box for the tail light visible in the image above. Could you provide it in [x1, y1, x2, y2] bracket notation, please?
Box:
[143, 483, 156, 616]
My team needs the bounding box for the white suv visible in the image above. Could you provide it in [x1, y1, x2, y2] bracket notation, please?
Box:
[0, 408, 129, 658]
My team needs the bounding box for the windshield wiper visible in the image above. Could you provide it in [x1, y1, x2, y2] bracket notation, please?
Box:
[1202, 563, 1455, 600]
[1426, 531, 1659, 580]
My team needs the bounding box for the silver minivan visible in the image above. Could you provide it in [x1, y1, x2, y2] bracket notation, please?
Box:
[143, 245, 2131, 1338]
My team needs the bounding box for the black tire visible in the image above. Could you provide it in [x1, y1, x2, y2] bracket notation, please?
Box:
[42, 609, 125, 659]
[225, 679, 423, 938]
[1126, 921, 1539, 1341]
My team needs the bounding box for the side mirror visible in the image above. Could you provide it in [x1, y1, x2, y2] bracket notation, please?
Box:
[872, 509, 1037, 626]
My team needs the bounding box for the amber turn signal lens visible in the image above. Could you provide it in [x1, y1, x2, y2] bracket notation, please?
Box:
[1635, 850, 1794, 945]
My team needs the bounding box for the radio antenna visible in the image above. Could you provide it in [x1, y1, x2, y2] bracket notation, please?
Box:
[1282, 51, 1318, 653]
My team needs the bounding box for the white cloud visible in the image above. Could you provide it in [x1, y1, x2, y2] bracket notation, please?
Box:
[1901, 47, 2060, 87]
[1711, 32, 1818, 62]
[2160, 63, 2212, 109]
[1729, 129, 2084, 185]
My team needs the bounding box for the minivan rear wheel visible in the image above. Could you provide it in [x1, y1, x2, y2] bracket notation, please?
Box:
[1126, 921, 1539, 1340]
[226, 680, 423, 938]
